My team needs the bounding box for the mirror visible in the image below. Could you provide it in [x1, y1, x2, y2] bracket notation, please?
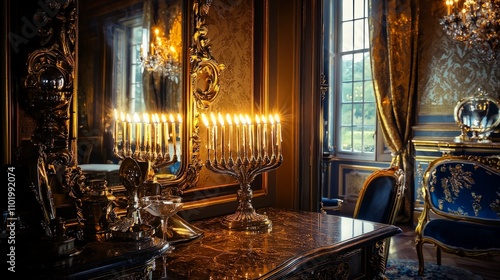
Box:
[454, 88, 500, 143]
[77, 0, 188, 185]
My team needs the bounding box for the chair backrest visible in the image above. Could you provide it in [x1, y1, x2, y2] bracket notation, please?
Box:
[423, 155, 500, 224]
[353, 166, 406, 225]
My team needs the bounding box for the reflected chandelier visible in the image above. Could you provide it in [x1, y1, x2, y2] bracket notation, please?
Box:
[139, 26, 181, 77]
[440, 0, 500, 60]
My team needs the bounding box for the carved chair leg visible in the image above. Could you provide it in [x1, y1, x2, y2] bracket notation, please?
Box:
[416, 240, 425, 276]
[436, 246, 441, 265]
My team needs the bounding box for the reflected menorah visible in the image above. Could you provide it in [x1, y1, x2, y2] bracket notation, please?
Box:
[113, 109, 181, 178]
[202, 113, 283, 231]
[111, 110, 182, 239]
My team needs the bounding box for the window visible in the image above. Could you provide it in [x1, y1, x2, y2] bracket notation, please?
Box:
[324, 0, 379, 160]
[111, 17, 146, 115]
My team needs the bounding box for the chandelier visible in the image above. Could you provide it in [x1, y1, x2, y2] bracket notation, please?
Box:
[139, 25, 181, 77]
[440, 0, 500, 60]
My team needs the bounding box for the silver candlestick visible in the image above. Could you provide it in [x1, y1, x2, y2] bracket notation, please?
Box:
[203, 113, 283, 231]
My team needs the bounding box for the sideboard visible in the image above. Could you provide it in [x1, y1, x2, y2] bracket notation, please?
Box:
[158, 207, 402, 279]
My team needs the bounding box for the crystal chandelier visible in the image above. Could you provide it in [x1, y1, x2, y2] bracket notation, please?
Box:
[139, 26, 181, 77]
[440, 0, 500, 60]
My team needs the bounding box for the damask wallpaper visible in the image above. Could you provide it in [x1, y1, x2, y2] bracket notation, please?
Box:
[195, 0, 255, 188]
[418, 0, 500, 116]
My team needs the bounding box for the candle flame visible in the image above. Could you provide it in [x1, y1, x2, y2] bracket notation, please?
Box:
[245, 115, 251, 125]
[134, 113, 141, 123]
[226, 113, 232, 125]
[269, 115, 275, 124]
[218, 112, 224, 125]
[274, 114, 280, 123]
[255, 115, 261, 124]
[177, 113, 182, 123]
[261, 115, 267, 124]
[120, 111, 126, 122]
[114, 109, 119, 120]
[201, 113, 209, 126]
[239, 114, 246, 124]
[161, 114, 167, 123]
[143, 113, 150, 123]
[234, 114, 240, 125]
[170, 114, 175, 123]
[126, 113, 131, 123]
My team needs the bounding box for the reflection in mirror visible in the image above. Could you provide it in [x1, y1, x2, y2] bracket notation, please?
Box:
[454, 88, 500, 143]
[77, 0, 186, 185]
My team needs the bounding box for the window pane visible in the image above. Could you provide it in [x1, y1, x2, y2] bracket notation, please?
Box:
[342, 0, 353, 21]
[364, 51, 372, 79]
[342, 21, 353, 51]
[353, 103, 363, 125]
[364, 19, 369, 48]
[364, 81, 374, 102]
[354, 0, 364, 19]
[353, 19, 365, 50]
[364, 103, 376, 126]
[363, 126, 375, 153]
[341, 104, 353, 125]
[353, 53, 364, 81]
[342, 82, 353, 102]
[353, 127, 363, 152]
[342, 54, 353, 81]
[340, 126, 353, 151]
[353, 81, 363, 102]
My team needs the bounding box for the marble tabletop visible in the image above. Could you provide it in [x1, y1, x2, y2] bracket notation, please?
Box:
[160, 207, 402, 279]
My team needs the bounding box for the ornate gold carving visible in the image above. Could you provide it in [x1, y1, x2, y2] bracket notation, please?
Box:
[190, 0, 225, 110]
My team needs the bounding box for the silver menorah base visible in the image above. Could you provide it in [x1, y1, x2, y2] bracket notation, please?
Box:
[220, 184, 272, 231]
[206, 154, 282, 232]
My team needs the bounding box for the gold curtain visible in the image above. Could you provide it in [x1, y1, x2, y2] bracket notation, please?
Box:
[369, 0, 419, 222]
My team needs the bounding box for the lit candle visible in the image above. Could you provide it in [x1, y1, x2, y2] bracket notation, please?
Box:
[226, 114, 233, 158]
[178, 114, 182, 152]
[218, 113, 225, 160]
[153, 114, 160, 157]
[134, 113, 141, 155]
[211, 113, 217, 160]
[269, 115, 275, 156]
[144, 113, 150, 154]
[240, 114, 246, 158]
[262, 115, 267, 157]
[201, 113, 210, 160]
[234, 114, 240, 159]
[275, 114, 282, 155]
[246, 115, 252, 159]
[256, 115, 261, 158]
[114, 109, 119, 151]
[170, 114, 177, 156]
[126, 113, 132, 156]
[121, 111, 126, 156]
[161, 114, 169, 155]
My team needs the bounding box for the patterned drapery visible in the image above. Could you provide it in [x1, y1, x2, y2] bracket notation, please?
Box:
[369, 0, 419, 222]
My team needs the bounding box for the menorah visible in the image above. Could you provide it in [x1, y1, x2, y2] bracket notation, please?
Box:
[113, 109, 181, 172]
[111, 109, 181, 239]
[202, 112, 283, 231]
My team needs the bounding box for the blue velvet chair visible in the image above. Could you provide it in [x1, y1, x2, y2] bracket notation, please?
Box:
[415, 155, 500, 276]
[353, 166, 406, 226]
[327, 166, 406, 266]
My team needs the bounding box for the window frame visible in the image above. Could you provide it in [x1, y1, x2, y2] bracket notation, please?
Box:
[323, 0, 389, 162]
